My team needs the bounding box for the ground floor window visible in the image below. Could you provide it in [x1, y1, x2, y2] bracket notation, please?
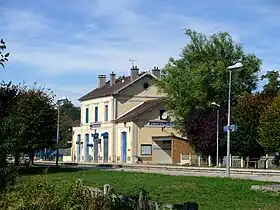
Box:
[141, 144, 152, 155]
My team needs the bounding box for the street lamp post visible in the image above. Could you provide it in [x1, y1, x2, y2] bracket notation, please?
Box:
[211, 102, 220, 167]
[226, 62, 243, 177]
[55, 96, 67, 167]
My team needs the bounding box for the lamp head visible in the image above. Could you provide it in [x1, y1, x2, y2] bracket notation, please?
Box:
[211, 102, 220, 107]
[227, 62, 243, 70]
[57, 96, 67, 105]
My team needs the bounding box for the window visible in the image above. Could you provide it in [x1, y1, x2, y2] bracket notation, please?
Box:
[141, 144, 152, 155]
[105, 104, 109, 121]
[94, 106, 98, 122]
[85, 108, 89, 123]
[143, 82, 149, 89]
[160, 109, 166, 120]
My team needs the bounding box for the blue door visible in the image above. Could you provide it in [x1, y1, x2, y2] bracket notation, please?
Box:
[77, 134, 81, 162]
[121, 132, 127, 163]
[92, 133, 99, 163]
[85, 134, 89, 162]
[102, 132, 109, 163]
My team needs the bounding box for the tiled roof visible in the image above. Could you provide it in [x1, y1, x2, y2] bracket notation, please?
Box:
[116, 99, 162, 123]
[79, 72, 147, 101]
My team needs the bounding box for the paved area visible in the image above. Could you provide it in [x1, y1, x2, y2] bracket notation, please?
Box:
[34, 161, 280, 182]
[112, 167, 280, 182]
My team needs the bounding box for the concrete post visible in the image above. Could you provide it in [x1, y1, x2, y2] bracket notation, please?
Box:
[241, 157, 244, 168]
[103, 184, 110, 195]
[230, 154, 232, 167]
[180, 153, 182, 165]
[198, 155, 201, 166]
[265, 154, 269, 169]
[208, 155, 211, 167]
[189, 154, 192, 166]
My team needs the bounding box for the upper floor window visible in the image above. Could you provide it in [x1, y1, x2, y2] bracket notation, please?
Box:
[105, 104, 109, 121]
[85, 108, 89, 123]
[160, 109, 167, 120]
[95, 106, 98, 122]
[143, 82, 149, 89]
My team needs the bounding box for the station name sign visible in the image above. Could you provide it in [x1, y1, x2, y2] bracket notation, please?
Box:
[90, 123, 101, 129]
[147, 121, 174, 127]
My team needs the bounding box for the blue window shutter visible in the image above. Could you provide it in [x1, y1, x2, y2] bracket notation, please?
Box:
[95, 107, 98, 122]
[105, 105, 108, 121]
[85, 108, 89, 123]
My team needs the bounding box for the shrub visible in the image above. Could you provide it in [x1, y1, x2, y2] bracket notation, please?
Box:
[0, 164, 18, 197]
[0, 176, 155, 210]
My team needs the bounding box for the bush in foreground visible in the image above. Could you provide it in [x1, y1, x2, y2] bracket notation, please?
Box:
[0, 176, 155, 210]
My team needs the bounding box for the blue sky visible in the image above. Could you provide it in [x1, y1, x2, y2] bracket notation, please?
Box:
[1, 0, 280, 105]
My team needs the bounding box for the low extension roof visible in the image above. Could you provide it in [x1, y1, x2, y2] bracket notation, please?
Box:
[79, 72, 156, 101]
[116, 99, 162, 123]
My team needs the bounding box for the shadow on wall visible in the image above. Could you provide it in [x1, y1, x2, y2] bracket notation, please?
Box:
[134, 103, 168, 128]
[117, 75, 155, 104]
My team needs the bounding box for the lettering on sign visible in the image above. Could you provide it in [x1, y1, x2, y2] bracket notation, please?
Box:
[146, 121, 174, 127]
[90, 123, 101, 129]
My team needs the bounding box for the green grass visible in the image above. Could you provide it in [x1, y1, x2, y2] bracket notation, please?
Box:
[19, 166, 280, 210]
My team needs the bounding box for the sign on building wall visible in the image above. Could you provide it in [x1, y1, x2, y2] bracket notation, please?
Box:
[90, 123, 101, 129]
[146, 121, 174, 128]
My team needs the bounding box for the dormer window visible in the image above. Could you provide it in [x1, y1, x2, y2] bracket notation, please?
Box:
[143, 82, 149, 89]
[160, 109, 168, 120]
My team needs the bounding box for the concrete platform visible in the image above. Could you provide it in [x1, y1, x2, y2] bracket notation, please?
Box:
[251, 184, 280, 192]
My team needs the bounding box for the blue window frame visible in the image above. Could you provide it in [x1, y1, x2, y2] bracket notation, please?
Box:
[85, 108, 89, 123]
[105, 104, 108, 121]
[95, 106, 98, 122]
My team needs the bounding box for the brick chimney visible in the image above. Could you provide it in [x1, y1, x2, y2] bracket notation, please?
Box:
[110, 72, 116, 86]
[152, 66, 160, 77]
[130, 66, 139, 81]
[98, 75, 106, 87]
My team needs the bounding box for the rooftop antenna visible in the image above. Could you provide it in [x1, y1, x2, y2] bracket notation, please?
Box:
[129, 59, 136, 68]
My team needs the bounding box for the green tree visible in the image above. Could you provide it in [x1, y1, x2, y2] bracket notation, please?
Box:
[230, 70, 280, 157]
[261, 70, 280, 97]
[3, 87, 57, 164]
[155, 29, 261, 155]
[0, 39, 9, 68]
[258, 94, 280, 153]
[231, 93, 268, 157]
[59, 100, 80, 148]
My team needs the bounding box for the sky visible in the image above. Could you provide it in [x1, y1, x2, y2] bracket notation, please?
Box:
[1, 0, 280, 105]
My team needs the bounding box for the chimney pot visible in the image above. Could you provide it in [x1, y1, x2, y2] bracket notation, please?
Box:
[130, 66, 139, 81]
[110, 72, 116, 86]
[98, 75, 106, 87]
[151, 66, 161, 77]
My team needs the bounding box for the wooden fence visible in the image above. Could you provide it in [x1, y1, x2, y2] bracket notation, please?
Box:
[85, 183, 198, 210]
[180, 153, 277, 169]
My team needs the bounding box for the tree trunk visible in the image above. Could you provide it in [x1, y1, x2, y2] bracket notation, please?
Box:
[14, 153, 20, 166]
[28, 151, 35, 165]
[0, 154, 7, 169]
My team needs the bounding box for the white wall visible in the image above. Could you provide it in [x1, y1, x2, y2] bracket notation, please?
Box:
[80, 96, 113, 126]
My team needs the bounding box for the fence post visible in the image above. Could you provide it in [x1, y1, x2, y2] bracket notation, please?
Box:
[189, 154, 192, 166]
[198, 155, 201, 166]
[230, 154, 232, 167]
[138, 190, 148, 209]
[208, 155, 211, 167]
[265, 154, 269, 169]
[180, 153, 182, 165]
[103, 184, 110, 195]
[241, 157, 244, 168]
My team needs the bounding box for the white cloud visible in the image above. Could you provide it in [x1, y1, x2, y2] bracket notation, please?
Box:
[1, 1, 244, 77]
[2, 0, 276, 102]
